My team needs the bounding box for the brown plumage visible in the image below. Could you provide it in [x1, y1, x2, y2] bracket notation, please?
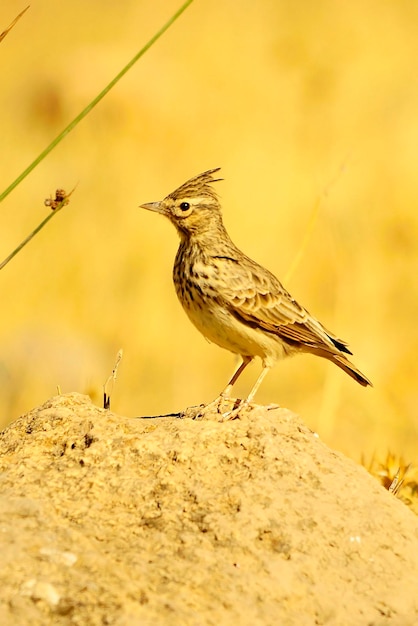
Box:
[140, 168, 371, 413]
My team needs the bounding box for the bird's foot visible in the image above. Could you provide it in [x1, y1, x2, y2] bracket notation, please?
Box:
[192, 395, 237, 420]
[221, 398, 250, 421]
[221, 400, 281, 420]
[192, 398, 280, 421]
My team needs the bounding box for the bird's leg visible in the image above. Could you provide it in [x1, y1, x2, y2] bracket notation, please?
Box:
[222, 365, 271, 420]
[197, 356, 253, 417]
[220, 355, 253, 400]
[245, 365, 271, 404]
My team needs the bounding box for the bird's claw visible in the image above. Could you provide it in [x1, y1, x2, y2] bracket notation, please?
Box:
[220, 400, 246, 420]
[192, 396, 238, 420]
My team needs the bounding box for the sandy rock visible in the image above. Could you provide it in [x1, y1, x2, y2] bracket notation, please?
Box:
[0, 392, 417, 625]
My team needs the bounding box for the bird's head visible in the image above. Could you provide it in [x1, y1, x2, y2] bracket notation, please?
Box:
[140, 168, 224, 237]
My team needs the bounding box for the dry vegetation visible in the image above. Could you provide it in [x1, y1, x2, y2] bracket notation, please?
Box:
[0, 0, 417, 466]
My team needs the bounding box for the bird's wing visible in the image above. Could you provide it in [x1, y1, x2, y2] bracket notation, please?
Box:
[212, 254, 350, 354]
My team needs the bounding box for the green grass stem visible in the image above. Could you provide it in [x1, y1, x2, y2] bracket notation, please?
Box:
[0, 0, 194, 204]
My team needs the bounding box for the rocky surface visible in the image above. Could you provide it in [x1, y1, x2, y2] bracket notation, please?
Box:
[0, 392, 417, 625]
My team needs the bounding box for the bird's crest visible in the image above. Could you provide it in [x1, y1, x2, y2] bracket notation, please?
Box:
[167, 168, 223, 202]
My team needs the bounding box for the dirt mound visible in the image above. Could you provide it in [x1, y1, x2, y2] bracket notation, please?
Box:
[0, 393, 417, 625]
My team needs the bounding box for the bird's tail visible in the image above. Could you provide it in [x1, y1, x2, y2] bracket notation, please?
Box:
[315, 349, 372, 387]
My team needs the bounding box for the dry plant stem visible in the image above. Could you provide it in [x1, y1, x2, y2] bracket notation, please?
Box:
[0, 6, 29, 44]
[103, 349, 123, 410]
[0, 0, 194, 204]
[283, 193, 322, 285]
[0, 190, 74, 271]
[284, 158, 349, 284]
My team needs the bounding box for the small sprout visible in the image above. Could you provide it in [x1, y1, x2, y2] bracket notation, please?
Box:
[363, 452, 418, 513]
[389, 465, 410, 496]
[103, 349, 123, 410]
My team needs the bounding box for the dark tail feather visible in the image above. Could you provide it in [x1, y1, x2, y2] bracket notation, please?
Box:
[312, 348, 372, 387]
[329, 336, 352, 355]
[329, 353, 372, 387]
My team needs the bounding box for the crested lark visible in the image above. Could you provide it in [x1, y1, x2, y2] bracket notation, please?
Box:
[140, 168, 371, 416]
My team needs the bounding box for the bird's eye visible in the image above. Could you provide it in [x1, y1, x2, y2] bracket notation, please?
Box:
[180, 202, 190, 211]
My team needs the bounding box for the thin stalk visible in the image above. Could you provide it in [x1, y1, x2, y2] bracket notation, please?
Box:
[0, 5, 30, 44]
[0, 0, 194, 204]
[0, 189, 73, 271]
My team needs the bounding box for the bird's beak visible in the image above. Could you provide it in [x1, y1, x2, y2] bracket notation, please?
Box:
[139, 201, 165, 215]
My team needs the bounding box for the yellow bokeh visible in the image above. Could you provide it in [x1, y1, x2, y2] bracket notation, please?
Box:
[1, 0, 417, 461]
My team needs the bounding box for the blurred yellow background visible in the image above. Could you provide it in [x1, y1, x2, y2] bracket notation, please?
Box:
[1, 0, 417, 462]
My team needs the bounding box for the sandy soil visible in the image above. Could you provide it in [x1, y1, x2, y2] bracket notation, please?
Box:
[0, 392, 417, 626]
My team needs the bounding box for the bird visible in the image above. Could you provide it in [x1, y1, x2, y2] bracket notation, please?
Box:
[140, 168, 371, 417]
